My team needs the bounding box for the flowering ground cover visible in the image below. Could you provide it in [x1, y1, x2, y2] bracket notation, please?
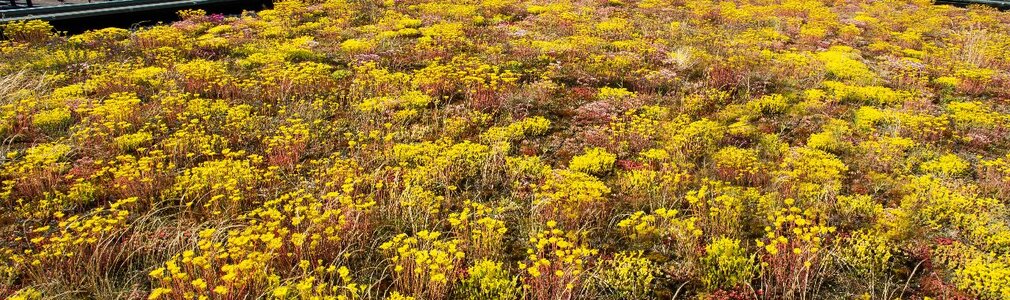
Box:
[3, 0, 1010, 299]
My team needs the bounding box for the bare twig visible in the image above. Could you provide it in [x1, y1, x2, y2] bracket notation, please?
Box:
[899, 259, 925, 300]
[672, 281, 690, 300]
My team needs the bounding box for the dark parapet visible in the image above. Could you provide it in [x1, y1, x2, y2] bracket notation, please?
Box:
[0, 0, 272, 33]
[935, 0, 1010, 9]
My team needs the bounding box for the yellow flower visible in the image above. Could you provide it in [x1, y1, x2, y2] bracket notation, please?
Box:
[191, 278, 208, 290]
[272, 286, 289, 298]
[213, 286, 228, 295]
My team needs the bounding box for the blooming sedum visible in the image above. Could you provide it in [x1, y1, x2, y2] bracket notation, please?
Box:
[533, 170, 611, 227]
[713, 146, 762, 183]
[447, 200, 507, 259]
[149, 189, 368, 299]
[379, 230, 464, 299]
[776, 147, 849, 201]
[169, 156, 265, 216]
[568, 147, 616, 176]
[519, 221, 598, 300]
[4, 0, 1010, 299]
[757, 199, 836, 298]
[700, 237, 757, 291]
[618, 208, 700, 244]
[596, 251, 656, 299]
[459, 259, 521, 300]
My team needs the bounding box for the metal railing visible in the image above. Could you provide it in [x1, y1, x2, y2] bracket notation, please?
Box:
[0, 0, 132, 10]
[2, 0, 119, 10]
[2, 0, 33, 9]
[936, 0, 1010, 7]
[0, 0, 269, 22]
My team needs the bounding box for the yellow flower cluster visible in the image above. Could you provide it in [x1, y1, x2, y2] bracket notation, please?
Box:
[533, 170, 611, 226]
[946, 101, 1006, 131]
[816, 46, 878, 84]
[616, 165, 690, 203]
[757, 199, 835, 257]
[900, 176, 1010, 254]
[32, 107, 72, 133]
[447, 200, 507, 259]
[412, 55, 519, 99]
[150, 189, 366, 299]
[700, 237, 757, 291]
[269, 265, 363, 300]
[568, 147, 616, 176]
[1, 142, 72, 200]
[596, 87, 635, 100]
[896, 111, 949, 142]
[955, 253, 1010, 300]
[379, 230, 464, 299]
[806, 119, 852, 153]
[480, 116, 551, 145]
[920, 154, 970, 177]
[713, 146, 762, 183]
[264, 118, 311, 168]
[617, 208, 701, 257]
[607, 106, 667, 154]
[596, 251, 656, 299]
[391, 139, 490, 185]
[114, 131, 153, 152]
[175, 59, 236, 97]
[666, 118, 725, 159]
[853, 106, 890, 133]
[746, 94, 790, 115]
[7, 287, 42, 300]
[170, 157, 265, 215]
[1, 20, 56, 44]
[519, 222, 598, 300]
[836, 230, 894, 288]
[77, 92, 142, 138]
[776, 147, 849, 201]
[982, 153, 1010, 185]
[756, 199, 836, 298]
[823, 81, 911, 106]
[27, 197, 137, 263]
[356, 91, 432, 114]
[459, 259, 521, 300]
